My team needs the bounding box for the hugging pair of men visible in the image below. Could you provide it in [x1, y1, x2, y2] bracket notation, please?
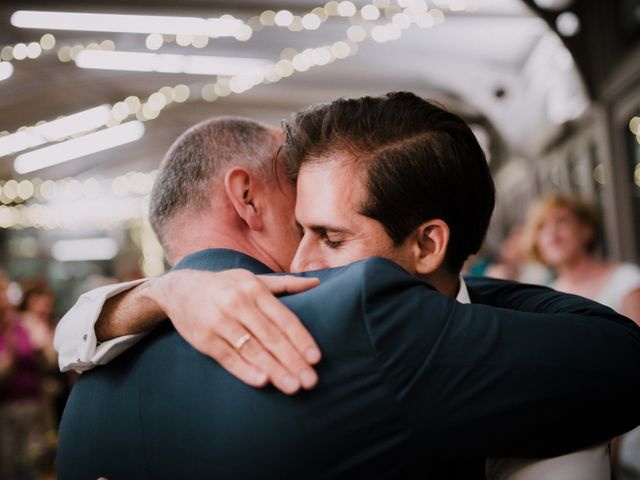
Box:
[56, 92, 640, 479]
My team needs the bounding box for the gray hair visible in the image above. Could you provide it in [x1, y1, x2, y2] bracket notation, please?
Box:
[149, 116, 279, 250]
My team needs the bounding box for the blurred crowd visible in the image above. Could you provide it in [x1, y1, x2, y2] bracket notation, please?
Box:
[0, 274, 76, 480]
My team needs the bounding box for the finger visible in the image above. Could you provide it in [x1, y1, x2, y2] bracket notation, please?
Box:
[234, 301, 318, 389]
[200, 335, 268, 388]
[236, 335, 303, 395]
[258, 275, 320, 295]
[208, 318, 302, 394]
[254, 291, 322, 366]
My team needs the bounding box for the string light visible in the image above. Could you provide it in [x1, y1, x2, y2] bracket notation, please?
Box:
[1, 0, 447, 194]
[4, 0, 439, 64]
[145, 33, 163, 50]
[592, 164, 605, 185]
[0, 62, 13, 81]
[82, 171, 160, 200]
[0, 196, 150, 230]
[0, 170, 158, 230]
[0, 33, 57, 62]
[4, 3, 445, 147]
[234, 1, 439, 94]
[629, 116, 640, 145]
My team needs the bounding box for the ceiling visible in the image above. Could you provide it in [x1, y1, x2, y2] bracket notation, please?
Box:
[0, 0, 589, 183]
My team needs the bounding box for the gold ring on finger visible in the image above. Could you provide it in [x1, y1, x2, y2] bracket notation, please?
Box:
[234, 332, 252, 351]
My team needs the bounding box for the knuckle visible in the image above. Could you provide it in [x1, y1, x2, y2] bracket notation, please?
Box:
[259, 327, 282, 348]
[215, 346, 234, 364]
[249, 273, 267, 290]
[203, 328, 219, 344]
[207, 314, 225, 331]
[221, 290, 243, 308]
[243, 282, 262, 297]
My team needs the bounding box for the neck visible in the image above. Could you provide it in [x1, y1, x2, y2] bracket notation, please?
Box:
[166, 214, 284, 272]
[419, 270, 460, 299]
[555, 252, 600, 282]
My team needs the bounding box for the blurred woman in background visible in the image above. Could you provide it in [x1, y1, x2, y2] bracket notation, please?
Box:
[19, 278, 71, 430]
[524, 194, 640, 479]
[18, 279, 57, 372]
[524, 194, 640, 325]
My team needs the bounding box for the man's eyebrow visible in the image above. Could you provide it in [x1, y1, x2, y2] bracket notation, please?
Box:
[310, 224, 352, 234]
[295, 219, 352, 234]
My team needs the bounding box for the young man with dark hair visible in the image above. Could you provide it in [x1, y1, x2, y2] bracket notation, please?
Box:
[56, 94, 640, 479]
[284, 92, 493, 275]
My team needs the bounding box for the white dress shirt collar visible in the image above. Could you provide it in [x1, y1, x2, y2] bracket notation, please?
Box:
[456, 276, 471, 304]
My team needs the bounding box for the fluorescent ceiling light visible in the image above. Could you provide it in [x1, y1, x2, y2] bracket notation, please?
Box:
[0, 105, 111, 158]
[14, 121, 145, 174]
[0, 62, 13, 81]
[533, 0, 574, 10]
[74, 50, 271, 76]
[11, 10, 243, 37]
[51, 237, 118, 262]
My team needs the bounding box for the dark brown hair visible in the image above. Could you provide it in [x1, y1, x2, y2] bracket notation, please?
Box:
[283, 92, 495, 273]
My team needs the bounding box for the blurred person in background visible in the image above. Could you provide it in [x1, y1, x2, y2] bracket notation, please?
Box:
[0, 272, 55, 479]
[484, 227, 526, 281]
[18, 278, 57, 369]
[524, 194, 640, 324]
[19, 278, 72, 427]
[524, 193, 640, 479]
[484, 226, 552, 285]
[484, 226, 536, 283]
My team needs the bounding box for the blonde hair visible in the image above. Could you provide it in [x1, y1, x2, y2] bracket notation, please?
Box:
[523, 194, 601, 264]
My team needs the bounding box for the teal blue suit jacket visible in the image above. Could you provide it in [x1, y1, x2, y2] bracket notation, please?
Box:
[58, 249, 640, 479]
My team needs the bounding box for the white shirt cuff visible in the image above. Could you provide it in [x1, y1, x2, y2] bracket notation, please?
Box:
[53, 278, 149, 373]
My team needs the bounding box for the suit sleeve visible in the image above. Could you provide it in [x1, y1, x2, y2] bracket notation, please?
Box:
[360, 257, 640, 459]
[465, 275, 634, 324]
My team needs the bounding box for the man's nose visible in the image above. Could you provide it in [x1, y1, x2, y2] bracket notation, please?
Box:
[290, 239, 325, 272]
[290, 252, 305, 273]
[290, 243, 307, 273]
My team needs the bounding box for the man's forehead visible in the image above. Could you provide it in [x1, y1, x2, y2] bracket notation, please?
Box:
[295, 157, 367, 221]
[297, 150, 363, 177]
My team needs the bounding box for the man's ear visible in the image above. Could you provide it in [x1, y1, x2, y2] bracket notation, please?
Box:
[223, 167, 264, 231]
[414, 219, 450, 275]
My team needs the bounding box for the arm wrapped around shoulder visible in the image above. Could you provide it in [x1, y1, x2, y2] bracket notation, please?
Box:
[359, 257, 640, 459]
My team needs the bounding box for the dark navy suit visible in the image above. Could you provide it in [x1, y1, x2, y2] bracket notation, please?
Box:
[58, 249, 640, 479]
